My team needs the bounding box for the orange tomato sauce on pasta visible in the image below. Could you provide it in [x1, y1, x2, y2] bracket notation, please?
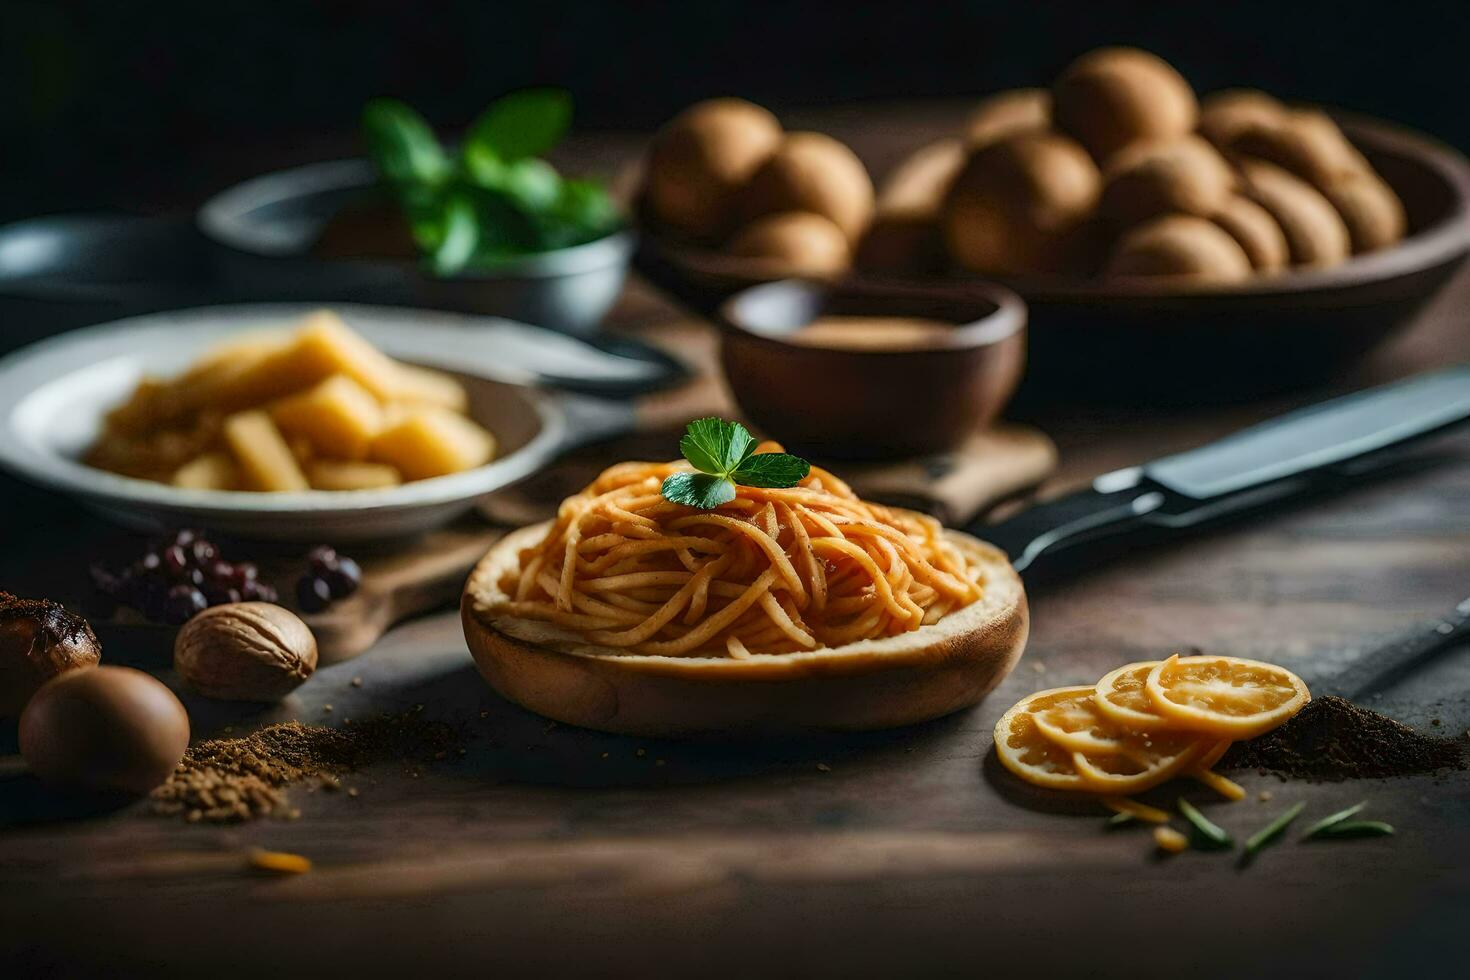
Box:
[497, 446, 987, 658]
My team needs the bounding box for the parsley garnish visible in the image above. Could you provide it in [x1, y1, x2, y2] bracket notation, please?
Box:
[660, 418, 811, 509]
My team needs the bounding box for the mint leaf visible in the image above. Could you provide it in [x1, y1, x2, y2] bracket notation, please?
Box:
[464, 88, 572, 164]
[362, 98, 450, 186]
[660, 472, 736, 509]
[680, 418, 756, 476]
[731, 452, 810, 488]
[429, 194, 479, 276]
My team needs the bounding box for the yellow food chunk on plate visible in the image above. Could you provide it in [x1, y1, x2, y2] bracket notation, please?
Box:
[171, 452, 241, 491]
[370, 408, 496, 480]
[306, 460, 403, 491]
[270, 374, 384, 460]
[393, 363, 469, 412]
[223, 409, 310, 492]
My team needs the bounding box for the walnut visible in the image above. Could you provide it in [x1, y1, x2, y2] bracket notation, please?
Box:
[0, 592, 102, 718]
[174, 602, 317, 702]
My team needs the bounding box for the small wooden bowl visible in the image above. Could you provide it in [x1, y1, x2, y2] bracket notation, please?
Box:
[638, 111, 1470, 403]
[717, 279, 1025, 459]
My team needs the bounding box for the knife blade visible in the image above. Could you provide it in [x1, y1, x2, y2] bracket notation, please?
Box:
[979, 366, 1470, 576]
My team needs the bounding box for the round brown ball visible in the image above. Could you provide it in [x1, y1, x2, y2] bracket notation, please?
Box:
[1324, 171, 1407, 254]
[943, 132, 1101, 276]
[739, 132, 875, 241]
[1211, 195, 1290, 272]
[1099, 135, 1235, 226]
[877, 138, 967, 216]
[1052, 47, 1198, 162]
[20, 666, 189, 797]
[1198, 89, 1286, 149]
[964, 88, 1052, 150]
[1105, 214, 1253, 282]
[728, 211, 852, 277]
[1227, 112, 1367, 190]
[0, 593, 101, 719]
[643, 98, 783, 241]
[1238, 158, 1351, 267]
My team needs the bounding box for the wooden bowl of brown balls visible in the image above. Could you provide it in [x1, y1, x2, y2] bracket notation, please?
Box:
[634, 73, 1470, 404]
[715, 278, 1026, 460]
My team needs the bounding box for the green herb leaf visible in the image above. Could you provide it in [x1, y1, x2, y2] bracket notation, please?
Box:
[680, 418, 756, 476]
[464, 88, 572, 164]
[429, 194, 480, 277]
[362, 98, 450, 187]
[660, 472, 737, 510]
[1318, 819, 1395, 838]
[1177, 798, 1233, 849]
[1244, 801, 1305, 855]
[1301, 801, 1367, 839]
[731, 452, 811, 488]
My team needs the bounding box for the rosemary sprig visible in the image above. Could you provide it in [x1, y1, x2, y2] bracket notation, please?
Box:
[1177, 798, 1232, 849]
[1244, 801, 1305, 856]
[1300, 801, 1367, 839]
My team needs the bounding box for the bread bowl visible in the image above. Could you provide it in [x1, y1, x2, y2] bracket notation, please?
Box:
[461, 457, 1028, 737]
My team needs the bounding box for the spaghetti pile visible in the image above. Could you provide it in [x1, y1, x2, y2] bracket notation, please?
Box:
[497, 448, 988, 658]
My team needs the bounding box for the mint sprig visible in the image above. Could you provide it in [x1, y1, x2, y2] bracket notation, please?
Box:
[660, 418, 810, 509]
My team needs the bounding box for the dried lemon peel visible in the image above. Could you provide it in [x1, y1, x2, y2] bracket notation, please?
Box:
[1191, 768, 1246, 801]
[1154, 826, 1190, 853]
[247, 849, 312, 875]
[1145, 654, 1310, 739]
[1103, 797, 1170, 824]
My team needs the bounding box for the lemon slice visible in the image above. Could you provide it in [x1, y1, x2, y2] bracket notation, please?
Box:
[1093, 660, 1170, 730]
[1145, 654, 1310, 739]
[993, 688, 1090, 790]
[1030, 686, 1133, 754]
[1071, 737, 1208, 795]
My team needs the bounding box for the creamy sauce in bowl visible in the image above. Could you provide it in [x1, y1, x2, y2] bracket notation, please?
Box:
[787, 316, 957, 351]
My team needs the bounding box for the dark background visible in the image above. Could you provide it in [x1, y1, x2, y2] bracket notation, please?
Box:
[2, 0, 1466, 222]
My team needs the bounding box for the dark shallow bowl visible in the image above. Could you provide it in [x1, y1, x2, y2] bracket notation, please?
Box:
[197, 159, 634, 336]
[0, 214, 219, 352]
[640, 113, 1470, 403]
[718, 279, 1025, 459]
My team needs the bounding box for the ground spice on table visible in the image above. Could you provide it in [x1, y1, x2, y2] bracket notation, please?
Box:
[150, 710, 463, 823]
[1222, 696, 1466, 781]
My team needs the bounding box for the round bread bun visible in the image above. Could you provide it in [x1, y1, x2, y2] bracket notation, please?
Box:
[740, 132, 875, 241]
[461, 522, 1029, 737]
[1211, 194, 1290, 272]
[942, 132, 1101, 276]
[878, 137, 968, 216]
[1099, 135, 1236, 226]
[728, 211, 852, 277]
[1324, 171, 1407, 254]
[643, 98, 783, 242]
[1052, 47, 1198, 162]
[964, 88, 1052, 150]
[1105, 214, 1253, 282]
[1198, 89, 1286, 149]
[1237, 158, 1351, 267]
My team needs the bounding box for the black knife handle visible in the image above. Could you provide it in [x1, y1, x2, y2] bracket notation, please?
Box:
[973, 478, 1170, 574]
[1319, 597, 1470, 700]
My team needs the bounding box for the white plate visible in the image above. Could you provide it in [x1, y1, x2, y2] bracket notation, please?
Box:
[0, 304, 636, 541]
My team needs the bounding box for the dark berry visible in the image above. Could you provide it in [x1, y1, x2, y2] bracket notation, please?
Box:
[162, 584, 207, 625]
[162, 545, 189, 577]
[140, 551, 162, 573]
[203, 584, 242, 606]
[322, 556, 362, 598]
[172, 529, 198, 547]
[231, 562, 259, 586]
[190, 539, 219, 565]
[205, 560, 234, 582]
[240, 579, 277, 603]
[296, 575, 333, 613]
[306, 545, 338, 571]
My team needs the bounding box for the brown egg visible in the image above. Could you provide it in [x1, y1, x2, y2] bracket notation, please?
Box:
[728, 211, 852, 277]
[1227, 112, 1367, 191]
[643, 98, 783, 241]
[739, 132, 875, 242]
[942, 132, 1101, 276]
[20, 666, 189, 797]
[1099, 135, 1235, 226]
[1211, 195, 1290, 272]
[964, 88, 1052, 150]
[877, 138, 967, 216]
[1198, 89, 1286, 149]
[1238, 158, 1351, 267]
[1106, 214, 1253, 282]
[1324, 171, 1407, 253]
[1052, 47, 1198, 162]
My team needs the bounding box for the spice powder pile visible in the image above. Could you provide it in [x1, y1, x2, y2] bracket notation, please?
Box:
[1222, 696, 1467, 781]
[151, 711, 462, 823]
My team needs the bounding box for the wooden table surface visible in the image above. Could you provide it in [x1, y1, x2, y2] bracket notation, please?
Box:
[2, 109, 1469, 978]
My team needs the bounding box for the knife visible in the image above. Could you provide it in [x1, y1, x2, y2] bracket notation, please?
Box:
[978, 366, 1470, 577]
